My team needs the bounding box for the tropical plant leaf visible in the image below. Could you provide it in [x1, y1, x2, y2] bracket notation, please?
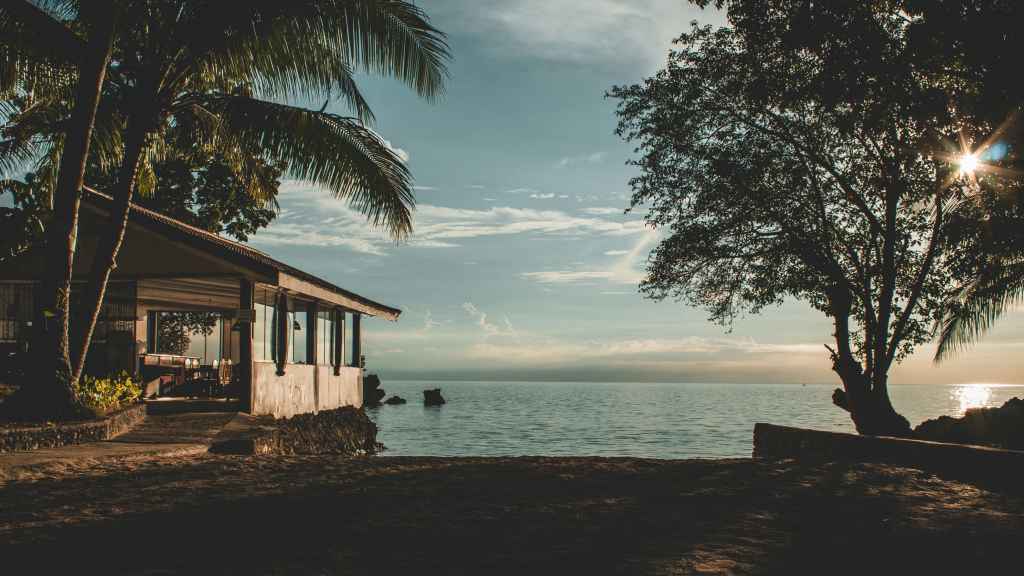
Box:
[934, 258, 1024, 362]
[190, 93, 414, 238]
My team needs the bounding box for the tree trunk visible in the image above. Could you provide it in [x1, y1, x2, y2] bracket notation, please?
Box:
[832, 369, 912, 437]
[71, 121, 149, 384]
[828, 285, 912, 437]
[27, 7, 115, 419]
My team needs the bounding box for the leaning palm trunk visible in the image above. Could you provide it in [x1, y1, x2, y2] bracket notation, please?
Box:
[29, 8, 115, 418]
[71, 120, 149, 384]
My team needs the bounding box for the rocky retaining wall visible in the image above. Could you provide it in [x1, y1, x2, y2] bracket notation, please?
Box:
[0, 403, 147, 453]
[211, 406, 381, 456]
[754, 422, 1024, 488]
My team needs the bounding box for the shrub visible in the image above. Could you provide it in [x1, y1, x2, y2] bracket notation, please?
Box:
[74, 371, 141, 416]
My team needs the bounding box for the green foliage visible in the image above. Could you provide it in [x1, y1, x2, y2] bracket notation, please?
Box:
[1, 0, 452, 240]
[74, 371, 140, 415]
[935, 188, 1024, 361]
[156, 312, 217, 356]
[609, 0, 1024, 412]
[87, 150, 283, 242]
[0, 174, 48, 261]
[685, 0, 1024, 372]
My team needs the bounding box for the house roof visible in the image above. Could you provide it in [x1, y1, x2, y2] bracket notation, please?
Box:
[82, 187, 401, 321]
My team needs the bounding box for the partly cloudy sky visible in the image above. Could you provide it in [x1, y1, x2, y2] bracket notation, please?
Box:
[245, 0, 1023, 385]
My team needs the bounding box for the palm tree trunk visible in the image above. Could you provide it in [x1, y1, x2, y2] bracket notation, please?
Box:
[29, 6, 115, 418]
[71, 121, 149, 384]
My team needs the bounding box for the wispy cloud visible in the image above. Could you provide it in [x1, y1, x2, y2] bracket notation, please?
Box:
[382, 139, 409, 163]
[462, 302, 517, 338]
[582, 207, 624, 216]
[423, 309, 442, 331]
[529, 192, 555, 199]
[463, 336, 825, 365]
[557, 151, 606, 168]
[522, 229, 657, 285]
[250, 181, 649, 254]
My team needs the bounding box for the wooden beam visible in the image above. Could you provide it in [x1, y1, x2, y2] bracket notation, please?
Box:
[277, 272, 399, 321]
[351, 313, 362, 368]
[275, 291, 289, 376]
[308, 300, 318, 367]
[238, 279, 254, 413]
[333, 308, 344, 376]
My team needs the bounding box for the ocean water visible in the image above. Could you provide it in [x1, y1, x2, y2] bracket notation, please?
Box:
[366, 381, 1024, 459]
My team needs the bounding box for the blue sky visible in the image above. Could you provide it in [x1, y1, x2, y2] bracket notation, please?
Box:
[246, 0, 1023, 385]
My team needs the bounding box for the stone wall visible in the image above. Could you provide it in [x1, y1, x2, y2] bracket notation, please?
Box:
[211, 407, 380, 455]
[0, 402, 146, 453]
[754, 422, 1024, 488]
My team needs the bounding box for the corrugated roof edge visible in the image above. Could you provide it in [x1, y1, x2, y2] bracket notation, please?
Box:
[82, 186, 401, 321]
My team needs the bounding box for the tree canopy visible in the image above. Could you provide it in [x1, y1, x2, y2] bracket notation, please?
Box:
[611, 0, 1022, 434]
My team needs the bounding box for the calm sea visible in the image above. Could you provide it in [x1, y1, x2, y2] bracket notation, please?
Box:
[366, 381, 1024, 459]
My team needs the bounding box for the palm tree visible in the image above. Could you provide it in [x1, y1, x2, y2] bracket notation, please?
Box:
[934, 217, 1024, 363]
[2, 1, 449, 417]
[1, 0, 117, 417]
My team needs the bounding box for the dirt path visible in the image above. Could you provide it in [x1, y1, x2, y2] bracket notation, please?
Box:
[0, 410, 236, 482]
[1, 455, 1021, 575]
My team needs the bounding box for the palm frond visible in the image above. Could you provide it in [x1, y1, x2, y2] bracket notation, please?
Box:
[0, 1, 83, 68]
[179, 0, 448, 117]
[332, 0, 450, 100]
[193, 93, 414, 238]
[934, 258, 1024, 362]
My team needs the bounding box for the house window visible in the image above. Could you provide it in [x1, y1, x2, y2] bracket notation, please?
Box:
[316, 310, 334, 366]
[253, 287, 276, 362]
[0, 283, 33, 343]
[291, 306, 308, 364]
[149, 311, 222, 363]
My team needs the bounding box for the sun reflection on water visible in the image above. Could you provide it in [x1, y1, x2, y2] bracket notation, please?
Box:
[951, 384, 993, 416]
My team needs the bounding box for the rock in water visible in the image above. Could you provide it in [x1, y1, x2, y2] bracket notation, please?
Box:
[363, 374, 386, 407]
[423, 388, 446, 406]
[384, 395, 407, 405]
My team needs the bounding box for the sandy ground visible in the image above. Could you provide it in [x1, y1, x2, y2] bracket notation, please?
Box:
[1, 454, 1022, 575]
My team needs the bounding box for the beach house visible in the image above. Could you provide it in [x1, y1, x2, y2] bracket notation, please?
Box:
[0, 188, 400, 417]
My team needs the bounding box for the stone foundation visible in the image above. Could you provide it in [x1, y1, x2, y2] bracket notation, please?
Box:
[0, 403, 147, 453]
[212, 406, 381, 456]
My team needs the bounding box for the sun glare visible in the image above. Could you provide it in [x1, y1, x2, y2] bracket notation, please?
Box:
[951, 383, 992, 415]
[958, 152, 980, 176]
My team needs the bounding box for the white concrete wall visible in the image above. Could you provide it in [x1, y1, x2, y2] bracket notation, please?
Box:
[252, 362, 316, 418]
[252, 361, 362, 418]
[317, 366, 363, 411]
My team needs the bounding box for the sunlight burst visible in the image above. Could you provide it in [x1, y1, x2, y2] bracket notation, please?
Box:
[957, 152, 980, 176]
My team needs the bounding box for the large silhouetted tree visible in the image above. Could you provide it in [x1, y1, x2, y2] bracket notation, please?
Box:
[610, 1, 1021, 435]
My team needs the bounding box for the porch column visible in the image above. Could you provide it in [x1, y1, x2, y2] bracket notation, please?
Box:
[307, 300, 318, 366]
[350, 312, 361, 368]
[333, 308, 344, 376]
[275, 290, 289, 376]
[238, 278, 253, 413]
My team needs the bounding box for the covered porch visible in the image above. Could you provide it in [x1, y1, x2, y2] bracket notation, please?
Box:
[0, 189, 400, 418]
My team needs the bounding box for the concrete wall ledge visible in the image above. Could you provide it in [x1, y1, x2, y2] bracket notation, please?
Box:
[754, 422, 1024, 488]
[0, 403, 147, 453]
